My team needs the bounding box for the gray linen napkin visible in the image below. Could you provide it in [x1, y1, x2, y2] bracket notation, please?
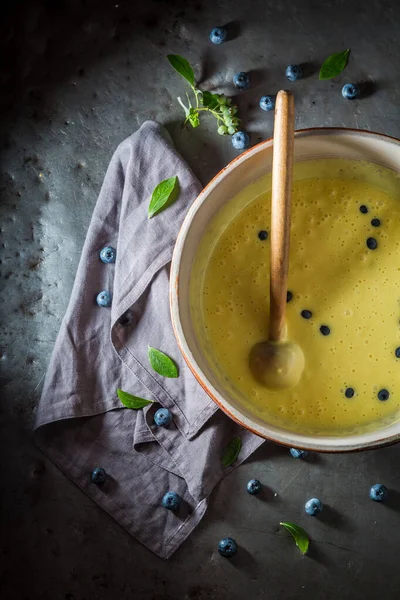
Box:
[34, 120, 265, 559]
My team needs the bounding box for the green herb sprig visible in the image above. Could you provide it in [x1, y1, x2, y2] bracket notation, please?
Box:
[280, 521, 310, 554]
[222, 436, 242, 467]
[148, 346, 179, 378]
[167, 54, 240, 136]
[117, 388, 153, 409]
[319, 49, 350, 80]
[148, 176, 179, 219]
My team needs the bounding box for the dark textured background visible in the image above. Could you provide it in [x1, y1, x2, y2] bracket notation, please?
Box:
[1, 0, 400, 598]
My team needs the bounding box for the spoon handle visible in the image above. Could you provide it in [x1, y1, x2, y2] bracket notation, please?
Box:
[269, 90, 295, 342]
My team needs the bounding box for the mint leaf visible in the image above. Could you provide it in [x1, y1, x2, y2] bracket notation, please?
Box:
[201, 91, 219, 110]
[280, 522, 310, 554]
[222, 437, 242, 467]
[167, 54, 195, 86]
[117, 388, 153, 409]
[319, 49, 350, 80]
[148, 176, 180, 219]
[148, 347, 179, 378]
[188, 108, 200, 128]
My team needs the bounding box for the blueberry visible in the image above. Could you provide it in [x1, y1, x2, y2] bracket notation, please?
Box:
[246, 479, 262, 495]
[345, 387, 355, 398]
[289, 448, 308, 459]
[285, 64, 303, 81]
[209, 26, 227, 44]
[359, 205, 368, 214]
[99, 246, 116, 264]
[259, 95, 276, 112]
[162, 491, 181, 511]
[342, 83, 360, 100]
[96, 290, 112, 307]
[218, 537, 237, 557]
[320, 325, 330, 336]
[301, 309, 312, 319]
[258, 230, 268, 241]
[233, 72, 251, 90]
[232, 131, 250, 150]
[369, 484, 388, 502]
[91, 467, 107, 485]
[118, 309, 134, 326]
[396, 347, 400, 358]
[286, 291, 293, 303]
[154, 408, 172, 427]
[371, 218, 381, 227]
[378, 389, 390, 401]
[305, 498, 323, 516]
[366, 237, 377, 250]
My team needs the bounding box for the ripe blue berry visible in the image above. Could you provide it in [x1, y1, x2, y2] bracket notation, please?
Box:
[259, 95, 276, 112]
[370, 484, 388, 502]
[289, 448, 308, 459]
[99, 246, 116, 264]
[371, 218, 381, 227]
[96, 290, 112, 307]
[91, 467, 107, 485]
[218, 537, 237, 557]
[305, 498, 323, 516]
[246, 479, 262, 495]
[285, 65, 303, 81]
[233, 72, 251, 90]
[258, 230, 268, 240]
[232, 131, 250, 150]
[359, 205, 368, 214]
[162, 491, 181, 511]
[378, 389, 389, 401]
[395, 347, 400, 358]
[366, 237, 377, 250]
[320, 325, 331, 336]
[286, 291, 293, 303]
[345, 387, 355, 398]
[118, 309, 134, 326]
[342, 83, 360, 100]
[209, 26, 227, 44]
[154, 408, 172, 427]
[301, 309, 312, 319]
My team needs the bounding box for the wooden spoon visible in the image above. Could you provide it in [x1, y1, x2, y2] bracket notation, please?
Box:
[249, 90, 304, 389]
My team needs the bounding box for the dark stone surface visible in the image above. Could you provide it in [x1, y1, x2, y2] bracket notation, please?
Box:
[1, 0, 400, 598]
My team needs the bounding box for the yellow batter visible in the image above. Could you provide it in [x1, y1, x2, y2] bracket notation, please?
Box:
[190, 159, 400, 436]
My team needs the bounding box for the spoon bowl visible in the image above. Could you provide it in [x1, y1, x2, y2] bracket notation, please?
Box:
[249, 340, 305, 389]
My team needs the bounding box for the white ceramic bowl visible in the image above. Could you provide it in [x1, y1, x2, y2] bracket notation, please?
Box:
[170, 128, 400, 452]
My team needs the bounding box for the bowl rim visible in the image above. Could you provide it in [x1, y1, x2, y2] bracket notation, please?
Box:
[170, 127, 400, 453]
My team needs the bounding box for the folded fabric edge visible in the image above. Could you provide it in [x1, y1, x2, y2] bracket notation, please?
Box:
[111, 246, 175, 327]
[33, 426, 209, 559]
[33, 421, 265, 558]
[34, 395, 122, 430]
